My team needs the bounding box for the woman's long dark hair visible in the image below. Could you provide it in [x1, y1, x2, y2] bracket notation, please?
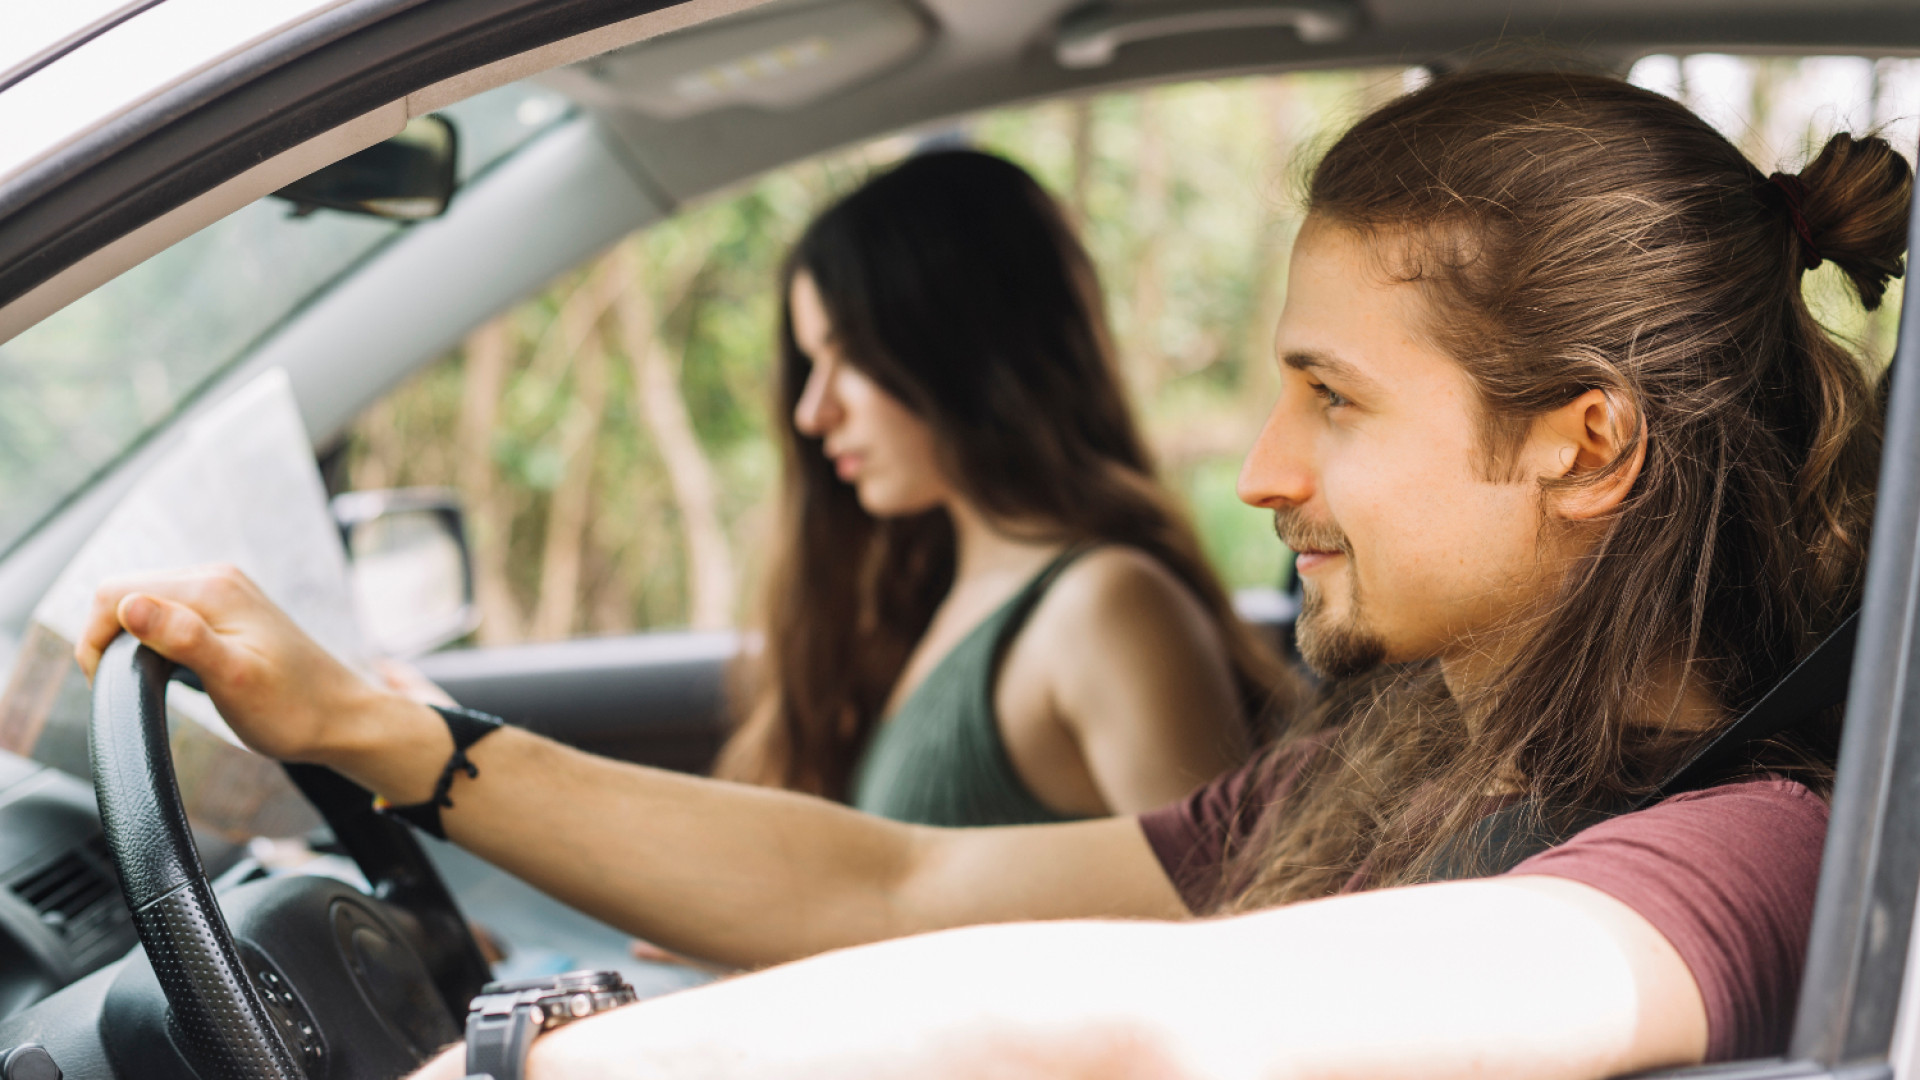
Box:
[715, 149, 1294, 799]
[1222, 72, 1905, 910]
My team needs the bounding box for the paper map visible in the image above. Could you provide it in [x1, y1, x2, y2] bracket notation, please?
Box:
[0, 368, 369, 839]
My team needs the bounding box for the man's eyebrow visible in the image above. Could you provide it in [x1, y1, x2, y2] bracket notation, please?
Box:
[1282, 350, 1381, 391]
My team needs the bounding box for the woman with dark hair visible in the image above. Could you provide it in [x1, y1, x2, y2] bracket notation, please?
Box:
[712, 149, 1290, 824]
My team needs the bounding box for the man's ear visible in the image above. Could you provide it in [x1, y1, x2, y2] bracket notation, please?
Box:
[1537, 388, 1644, 521]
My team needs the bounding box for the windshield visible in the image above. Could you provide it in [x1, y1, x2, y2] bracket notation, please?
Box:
[0, 80, 574, 560]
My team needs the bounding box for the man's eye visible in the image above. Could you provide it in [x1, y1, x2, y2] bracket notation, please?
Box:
[1310, 382, 1350, 408]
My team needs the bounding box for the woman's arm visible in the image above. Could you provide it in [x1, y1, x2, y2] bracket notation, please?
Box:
[414, 876, 1708, 1080]
[1010, 548, 1251, 814]
[75, 566, 1186, 967]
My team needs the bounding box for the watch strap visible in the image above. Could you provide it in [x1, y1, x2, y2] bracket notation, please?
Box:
[465, 1000, 541, 1080]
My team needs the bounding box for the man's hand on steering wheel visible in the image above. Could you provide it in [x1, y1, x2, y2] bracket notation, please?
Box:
[74, 564, 435, 794]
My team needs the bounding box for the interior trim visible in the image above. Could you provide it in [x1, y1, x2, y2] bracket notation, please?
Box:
[408, 0, 762, 115]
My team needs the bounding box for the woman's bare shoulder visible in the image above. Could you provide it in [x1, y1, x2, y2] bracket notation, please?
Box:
[1032, 545, 1220, 650]
[1011, 545, 1248, 800]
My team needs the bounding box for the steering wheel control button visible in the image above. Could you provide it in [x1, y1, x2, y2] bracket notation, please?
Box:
[0, 1044, 61, 1080]
[257, 969, 299, 1007]
[247, 958, 325, 1067]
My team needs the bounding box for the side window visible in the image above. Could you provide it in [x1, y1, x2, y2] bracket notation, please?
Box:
[340, 164, 818, 643]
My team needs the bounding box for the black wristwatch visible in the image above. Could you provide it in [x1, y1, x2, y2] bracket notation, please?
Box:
[460, 970, 637, 1080]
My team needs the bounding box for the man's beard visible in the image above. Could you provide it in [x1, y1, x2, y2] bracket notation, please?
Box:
[1274, 509, 1387, 679]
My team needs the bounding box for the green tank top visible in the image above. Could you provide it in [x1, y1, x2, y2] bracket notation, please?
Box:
[849, 548, 1091, 827]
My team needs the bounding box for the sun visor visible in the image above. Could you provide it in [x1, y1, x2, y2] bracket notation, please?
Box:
[544, 0, 929, 120]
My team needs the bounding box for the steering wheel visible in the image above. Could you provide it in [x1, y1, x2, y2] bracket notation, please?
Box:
[89, 634, 491, 1079]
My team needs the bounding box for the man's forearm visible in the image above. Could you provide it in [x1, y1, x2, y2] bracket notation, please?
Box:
[454, 731, 932, 966]
[321, 693, 1184, 968]
[322, 694, 919, 967]
[412, 877, 1704, 1080]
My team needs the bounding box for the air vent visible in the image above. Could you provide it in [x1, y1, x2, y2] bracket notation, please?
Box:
[10, 837, 128, 963]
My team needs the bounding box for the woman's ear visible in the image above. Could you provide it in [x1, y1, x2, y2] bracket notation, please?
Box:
[1536, 388, 1644, 521]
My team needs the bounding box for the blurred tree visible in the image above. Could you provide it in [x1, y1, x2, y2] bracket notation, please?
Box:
[528, 258, 619, 641]
[610, 235, 735, 631]
[456, 315, 522, 644]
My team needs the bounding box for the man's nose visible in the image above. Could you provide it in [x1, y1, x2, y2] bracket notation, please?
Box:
[1238, 398, 1314, 509]
[793, 364, 841, 436]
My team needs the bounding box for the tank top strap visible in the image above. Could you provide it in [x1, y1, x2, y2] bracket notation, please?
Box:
[986, 543, 1098, 671]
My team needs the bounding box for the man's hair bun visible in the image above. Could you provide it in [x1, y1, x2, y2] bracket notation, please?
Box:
[1793, 132, 1912, 310]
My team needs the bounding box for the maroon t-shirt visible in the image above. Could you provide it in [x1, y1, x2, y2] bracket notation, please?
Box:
[1140, 750, 1829, 1063]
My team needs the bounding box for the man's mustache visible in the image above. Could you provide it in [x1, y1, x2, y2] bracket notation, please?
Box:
[1272, 509, 1350, 556]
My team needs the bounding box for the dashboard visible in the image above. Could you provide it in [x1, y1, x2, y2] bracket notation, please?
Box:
[0, 749, 252, 1028]
[0, 741, 696, 1068]
[0, 752, 132, 1018]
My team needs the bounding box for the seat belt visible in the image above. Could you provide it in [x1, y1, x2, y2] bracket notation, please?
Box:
[1648, 609, 1857, 803]
[1442, 611, 1859, 878]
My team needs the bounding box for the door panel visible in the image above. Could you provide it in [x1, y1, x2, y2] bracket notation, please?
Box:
[415, 631, 737, 774]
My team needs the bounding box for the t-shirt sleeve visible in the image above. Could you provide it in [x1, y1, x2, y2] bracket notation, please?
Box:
[1139, 742, 1322, 912]
[1508, 779, 1830, 1063]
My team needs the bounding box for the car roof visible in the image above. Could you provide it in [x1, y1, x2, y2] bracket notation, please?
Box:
[570, 0, 1920, 207]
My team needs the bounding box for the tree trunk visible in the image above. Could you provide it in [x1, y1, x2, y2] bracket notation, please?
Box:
[1239, 78, 1296, 402]
[528, 261, 621, 640]
[1127, 90, 1169, 396]
[456, 315, 525, 644]
[611, 240, 737, 631]
[1065, 97, 1095, 230]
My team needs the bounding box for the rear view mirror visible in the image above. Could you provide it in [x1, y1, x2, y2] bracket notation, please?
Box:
[331, 488, 479, 657]
[272, 115, 459, 221]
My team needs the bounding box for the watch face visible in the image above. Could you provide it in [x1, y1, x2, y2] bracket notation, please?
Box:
[480, 969, 628, 995]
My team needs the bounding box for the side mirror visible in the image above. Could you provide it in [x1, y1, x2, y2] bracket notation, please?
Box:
[272, 115, 459, 221]
[330, 488, 480, 657]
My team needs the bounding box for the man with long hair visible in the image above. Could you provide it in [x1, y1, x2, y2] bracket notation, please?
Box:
[80, 71, 1908, 1077]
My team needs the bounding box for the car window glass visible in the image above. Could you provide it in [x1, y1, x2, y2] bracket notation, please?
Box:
[0, 81, 574, 560]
